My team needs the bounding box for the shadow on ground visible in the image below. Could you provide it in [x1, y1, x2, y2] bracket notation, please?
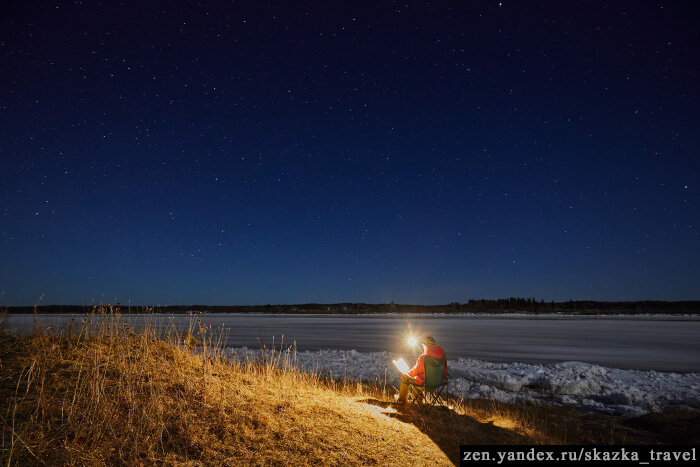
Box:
[359, 398, 534, 465]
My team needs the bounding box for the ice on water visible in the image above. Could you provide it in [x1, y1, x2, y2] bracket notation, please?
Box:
[225, 347, 700, 417]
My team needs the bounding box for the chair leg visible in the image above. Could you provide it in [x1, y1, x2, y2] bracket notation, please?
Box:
[426, 385, 447, 414]
[425, 389, 437, 413]
[408, 384, 423, 404]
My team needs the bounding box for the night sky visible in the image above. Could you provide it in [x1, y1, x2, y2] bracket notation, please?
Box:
[1, 1, 698, 306]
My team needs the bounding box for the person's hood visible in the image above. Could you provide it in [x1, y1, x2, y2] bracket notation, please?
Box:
[424, 345, 445, 359]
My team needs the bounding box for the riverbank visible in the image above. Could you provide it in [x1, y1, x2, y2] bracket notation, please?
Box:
[225, 347, 700, 417]
[1, 314, 699, 464]
[5, 299, 700, 315]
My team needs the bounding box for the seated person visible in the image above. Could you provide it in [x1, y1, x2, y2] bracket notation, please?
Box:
[396, 335, 447, 403]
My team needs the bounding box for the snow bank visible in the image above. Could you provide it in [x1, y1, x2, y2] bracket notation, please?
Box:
[224, 347, 700, 417]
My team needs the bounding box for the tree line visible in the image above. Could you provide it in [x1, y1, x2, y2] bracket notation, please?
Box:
[5, 299, 700, 314]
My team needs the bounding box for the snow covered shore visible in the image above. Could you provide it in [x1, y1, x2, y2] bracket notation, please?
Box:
[224, 347, 700, 417]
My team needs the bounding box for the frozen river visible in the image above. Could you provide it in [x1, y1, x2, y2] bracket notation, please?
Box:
[8, 312, 700, 372]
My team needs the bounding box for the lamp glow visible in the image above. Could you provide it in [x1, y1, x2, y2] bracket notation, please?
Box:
[407, 336, 417, 347]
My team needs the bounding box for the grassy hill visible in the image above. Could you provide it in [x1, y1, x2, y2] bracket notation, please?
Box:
[1, 312, 697, 465]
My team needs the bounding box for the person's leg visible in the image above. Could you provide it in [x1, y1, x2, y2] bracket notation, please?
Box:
[397, 375, 411, 403]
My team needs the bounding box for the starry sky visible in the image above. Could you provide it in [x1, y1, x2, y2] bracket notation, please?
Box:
[1, 1, 698, 306]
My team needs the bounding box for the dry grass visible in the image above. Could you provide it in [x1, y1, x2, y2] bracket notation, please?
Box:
[0, 308, 697, 465]
[0, 310, 455, 465]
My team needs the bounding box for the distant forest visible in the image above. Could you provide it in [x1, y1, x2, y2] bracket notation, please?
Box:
[5, 299, 700, 314]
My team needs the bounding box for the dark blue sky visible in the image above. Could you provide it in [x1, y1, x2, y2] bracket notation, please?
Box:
[1, 1, 698, 305]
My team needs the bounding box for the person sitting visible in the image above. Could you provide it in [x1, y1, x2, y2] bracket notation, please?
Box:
[396, 335, 447, 403]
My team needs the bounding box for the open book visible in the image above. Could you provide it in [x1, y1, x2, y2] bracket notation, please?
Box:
[392, 358, 410, 375]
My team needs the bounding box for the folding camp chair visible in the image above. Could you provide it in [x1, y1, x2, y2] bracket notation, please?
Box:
[408, 355, 449, 413]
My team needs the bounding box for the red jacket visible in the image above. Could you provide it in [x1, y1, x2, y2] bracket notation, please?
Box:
[408, 345, 447, 386]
